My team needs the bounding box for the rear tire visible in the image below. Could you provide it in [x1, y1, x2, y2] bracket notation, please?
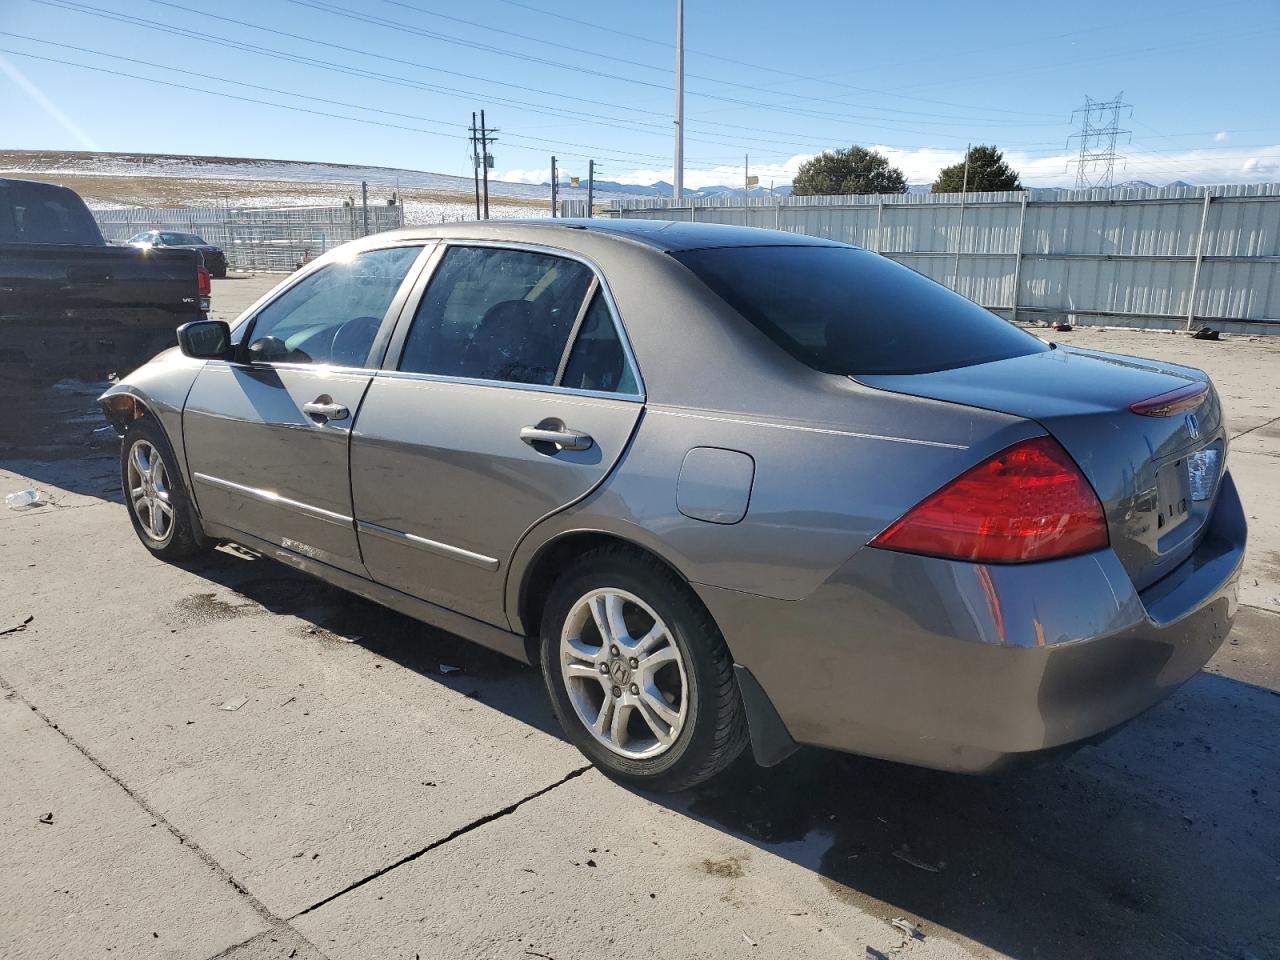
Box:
[120, 417, 207, 561]
[540, 546, 748, 792]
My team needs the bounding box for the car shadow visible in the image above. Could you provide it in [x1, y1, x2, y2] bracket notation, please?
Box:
[171, 541, 1280, 960]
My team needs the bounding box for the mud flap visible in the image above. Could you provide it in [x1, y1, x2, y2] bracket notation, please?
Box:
[733, 664, 798, 767]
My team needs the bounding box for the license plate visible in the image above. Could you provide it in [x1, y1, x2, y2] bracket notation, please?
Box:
[1156, 460, 1190, 532]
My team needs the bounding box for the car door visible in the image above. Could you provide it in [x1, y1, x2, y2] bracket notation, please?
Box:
[350, 242, 644, 625]
[183, 243, 430, 575]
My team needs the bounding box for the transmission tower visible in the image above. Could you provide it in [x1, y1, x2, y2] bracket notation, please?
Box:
[1068, 92, 1131, 189]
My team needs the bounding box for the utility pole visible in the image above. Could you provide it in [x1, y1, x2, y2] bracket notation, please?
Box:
[587, 159, 595, 218]
[673, 0, 684, 203]
[470, 112, 481, 220]
[361, 179, 369, 236]
[479, 109, 495, 219]
[550, 156, 558, 217]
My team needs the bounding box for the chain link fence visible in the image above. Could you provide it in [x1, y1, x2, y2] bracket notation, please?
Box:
[93, 203, 406, 273]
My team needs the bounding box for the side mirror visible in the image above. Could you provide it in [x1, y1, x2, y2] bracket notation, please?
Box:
[176, 319, 231, 359]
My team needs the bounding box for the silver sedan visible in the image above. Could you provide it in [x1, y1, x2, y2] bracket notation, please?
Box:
[101, 220, 1245, 790]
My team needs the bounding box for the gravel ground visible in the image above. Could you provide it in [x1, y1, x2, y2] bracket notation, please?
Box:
[1, 288, 1276, 960]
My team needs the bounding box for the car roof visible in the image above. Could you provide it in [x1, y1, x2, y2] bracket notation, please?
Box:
[383, 218, 848, 253]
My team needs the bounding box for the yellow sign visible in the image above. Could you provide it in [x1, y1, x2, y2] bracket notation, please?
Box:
[746, 175, 759, 187]
[570, 176, 581, 187]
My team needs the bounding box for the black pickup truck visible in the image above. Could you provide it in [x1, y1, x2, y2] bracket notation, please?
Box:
[0, 178, 206, 383]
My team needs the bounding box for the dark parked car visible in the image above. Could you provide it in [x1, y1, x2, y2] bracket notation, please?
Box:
[128, 230, 228, 277]
[100, 220, 1244, 791]
[0, 178, 205, 383]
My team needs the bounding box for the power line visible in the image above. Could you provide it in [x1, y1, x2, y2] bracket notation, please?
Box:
[29, 1, 1066, 157]
[280, 0, 1067, 130]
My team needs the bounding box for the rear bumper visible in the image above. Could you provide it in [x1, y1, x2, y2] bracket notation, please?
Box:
[697, 471, 1246, 774]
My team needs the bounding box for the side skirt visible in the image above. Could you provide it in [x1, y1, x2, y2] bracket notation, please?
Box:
[202, 520, 533, 665]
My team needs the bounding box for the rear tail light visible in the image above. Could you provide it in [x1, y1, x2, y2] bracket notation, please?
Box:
[197, 264, 211, 297]
[1129, 381, 1207, 417]
[870, 436, 1108, 564]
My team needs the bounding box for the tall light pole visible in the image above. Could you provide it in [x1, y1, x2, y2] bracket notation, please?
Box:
[673, 0, 684, 203]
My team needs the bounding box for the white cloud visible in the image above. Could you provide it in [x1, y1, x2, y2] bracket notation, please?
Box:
[500, 167, 551, 184]
[603, 142, 1280, 190]
[1215, 131, 1228, 142]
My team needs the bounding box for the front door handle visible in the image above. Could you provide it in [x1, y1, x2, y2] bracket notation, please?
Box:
[520, 423, 593, 452]
[302, 398, 350, 422]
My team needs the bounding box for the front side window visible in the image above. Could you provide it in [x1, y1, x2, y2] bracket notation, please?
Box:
[398, 246, 594, 385]
[244, 245, 422, 367]
[674, 245, 1049, 376]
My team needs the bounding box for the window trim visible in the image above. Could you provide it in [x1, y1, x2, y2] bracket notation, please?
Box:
[223, 241, 434, 373]
[380, 240, 645, 402]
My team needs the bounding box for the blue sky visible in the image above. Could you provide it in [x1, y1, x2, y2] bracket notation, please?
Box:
[2, 0, 1279, 188]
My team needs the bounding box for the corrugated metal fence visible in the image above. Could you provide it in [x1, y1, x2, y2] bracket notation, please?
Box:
[93, 203, 405, 273]
[568, 183, 1280, 333]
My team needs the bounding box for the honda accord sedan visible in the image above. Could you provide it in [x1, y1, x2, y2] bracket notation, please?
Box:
[100, 220, 1245, 791]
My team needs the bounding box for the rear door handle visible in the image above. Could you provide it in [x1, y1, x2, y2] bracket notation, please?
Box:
[520, 424, 593, 451]
[302, 398, 350, 422]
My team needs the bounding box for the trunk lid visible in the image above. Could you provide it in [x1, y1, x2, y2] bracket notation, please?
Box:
[860, 344, 1227, 590]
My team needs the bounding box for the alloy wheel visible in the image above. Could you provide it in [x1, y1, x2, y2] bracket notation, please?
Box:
[127, 439, 175, 543]
[559, 588, 688, 759]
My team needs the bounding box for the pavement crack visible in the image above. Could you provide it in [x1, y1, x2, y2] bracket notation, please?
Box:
[290, 763, 593, 919]
[0, 674, 331, 960]
[1231, 413, 1280, 441]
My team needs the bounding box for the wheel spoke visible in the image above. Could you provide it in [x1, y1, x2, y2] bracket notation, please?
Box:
[589, 595, 613, 645]
[609, 700, 632, 750]
[131, 444, 150, 480]
[633, 623, 668, 655]
[149, 456, 164, 485]
[154, 498, 174, 519]
[604, 593, 630, 645]
[640, 683, 681, 727]
[591, 691, 615, 738]
[634, 696, 675, 746]
[149, 499, 166, 537]
[565, 635, 601, 665]
[638, 645, 677, 676]
[564, 661, 602, 682]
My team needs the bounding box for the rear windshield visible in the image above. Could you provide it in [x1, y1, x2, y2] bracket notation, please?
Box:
[0, 182, 102, 245]
[673, 245, 1048, 376]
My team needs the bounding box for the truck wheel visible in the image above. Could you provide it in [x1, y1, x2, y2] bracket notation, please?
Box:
[120, 417, 207, 560]
[540, 546, 748, 792]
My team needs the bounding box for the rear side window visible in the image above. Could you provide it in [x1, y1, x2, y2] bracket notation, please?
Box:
[399, 246, 593, 385]
[560, 293, 637, 394]
[673, 246, 1048, 376]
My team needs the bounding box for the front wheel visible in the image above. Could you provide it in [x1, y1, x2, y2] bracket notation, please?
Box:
[120, 417, 208, 561]
[540, 547, 748, 791]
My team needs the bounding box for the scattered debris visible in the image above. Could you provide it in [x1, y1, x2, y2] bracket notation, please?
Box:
[741, 932, 757, 947]
[5, 489, 44, 510]
[220, 696, 249, 712]
[1, 615, 34, 636]
[889, 917, 924, 941]
[439, 663, 461, 675]
[585, 859, 596, 868]
[1191, 326, 1221, 341]
[465, 689, 483, 700]
[280, 696, 296, 707]
[37, 812, 54, 825]
[866, 948, 891, 960]
[892, 845, 943, 873]
[1055, 323, 1073, 332]
[342, 635, 361, 644]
